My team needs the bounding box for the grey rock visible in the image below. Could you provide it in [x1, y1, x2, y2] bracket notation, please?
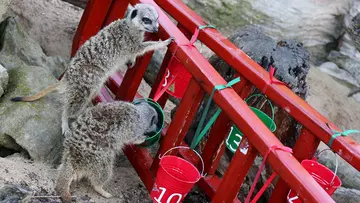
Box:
[317, 149, 360, 190]
[333, 187, 360, 203]
[324, 1, 360, 101]
[0, 64, 8, 97]
[328, 50, 360, 86]
[4, 0, 83, 58]
[0, 17, 65, 164]
[0, 183, 32, 203]
[184, 0, 351, 63]
[318, 61, 359, 87]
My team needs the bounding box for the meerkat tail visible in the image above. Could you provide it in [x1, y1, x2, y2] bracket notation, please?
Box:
[10, 83, 60, 102]
[55, 158, 75, 203]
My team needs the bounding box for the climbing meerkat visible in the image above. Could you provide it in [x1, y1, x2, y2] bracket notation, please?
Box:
[55, 100, 159, 202]
[11, 3, 172, 135]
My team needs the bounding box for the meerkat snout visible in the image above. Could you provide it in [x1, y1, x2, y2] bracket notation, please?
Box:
[134, 101, 159, 135]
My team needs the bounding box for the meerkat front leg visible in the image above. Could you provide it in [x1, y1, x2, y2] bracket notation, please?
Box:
[61, 108, 70, 136]
[139, 37, 174, 55]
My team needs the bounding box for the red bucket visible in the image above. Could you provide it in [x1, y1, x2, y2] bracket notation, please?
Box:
[157, 56, 192, 99]
[287, 149, 342, 203]
[150, 147, 204, 203]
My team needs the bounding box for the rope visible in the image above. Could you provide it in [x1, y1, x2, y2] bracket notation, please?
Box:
[245, 146, 293, 203]
[190, 77, 241, 149]
[326, 123, 360, 147]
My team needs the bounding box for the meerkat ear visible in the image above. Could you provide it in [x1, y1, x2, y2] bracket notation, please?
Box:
[130, 9, 138, 19]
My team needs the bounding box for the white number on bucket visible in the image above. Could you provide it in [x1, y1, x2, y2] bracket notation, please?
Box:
[226, 126, 243, 153]
[287, 191, 299, 203]
[154, 187, 183, 203]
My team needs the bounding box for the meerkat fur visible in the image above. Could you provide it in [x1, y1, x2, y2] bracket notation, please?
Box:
[55, 100, 158, 202]
[10, 3, 172, 135]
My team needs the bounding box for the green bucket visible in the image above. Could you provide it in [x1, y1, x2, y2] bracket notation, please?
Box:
[226, 94, 276, 153]
[132, 98, 165, 147]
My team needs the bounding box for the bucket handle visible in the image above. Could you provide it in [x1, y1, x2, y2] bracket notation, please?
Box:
[245, 94, 275, 120]
[313, 148, 339, 186]
[159, 146, 205, 177]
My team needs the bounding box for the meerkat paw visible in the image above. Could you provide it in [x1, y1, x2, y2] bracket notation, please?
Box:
[62, 123, 70, 136]
[60, 192, 72, 203]
[94, 185, 112, 198]
[126, 58, 136, 68]
[164, 37, 175, 46]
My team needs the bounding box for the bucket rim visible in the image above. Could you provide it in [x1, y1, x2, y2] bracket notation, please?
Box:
[132, 98, 165, 146]
[301, 160, 342, 187]
[159, 155, 201, 184]
[250, 107, 276, 132]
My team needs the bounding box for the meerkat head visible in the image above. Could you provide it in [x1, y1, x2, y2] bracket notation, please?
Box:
[127, 3, 160, 33]
[134, 101, 159, 135]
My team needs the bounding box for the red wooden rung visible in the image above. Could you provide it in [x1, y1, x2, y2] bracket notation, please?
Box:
[70, 0, 360, 202]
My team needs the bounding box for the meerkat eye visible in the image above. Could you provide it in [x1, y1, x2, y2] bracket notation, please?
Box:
[142, 17, 152, 24]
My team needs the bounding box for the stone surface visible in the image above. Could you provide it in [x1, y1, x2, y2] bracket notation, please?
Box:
[317, 147, 360, 190]
[183, 0, 351, 62]
[320, 1, 360, 100]
[0, 17, 66, 164]
[0, 64, 8, 97]
[3, 0, 83, 58]
[319, 62, 359, 87]
[333, 187, 360, 203]
[0, 183, 32, 203]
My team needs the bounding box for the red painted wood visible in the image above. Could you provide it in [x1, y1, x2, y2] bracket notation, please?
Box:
[198, 175, 222, 198]
[177, 142, 242, 202]
[148, 23, 192, 104]
[150, 78, 204, 172]
[149, 50, 173, 99]
[126, 1, 335, 201]
[103, 0, 129, 26]
[72, 0, 360, 202]
[210, 80, 255, 203]
[201, 77, 252, 175]
[71, 0, 113, 56]
[116, 53, 155, 101]
[155, 0, 360, 173]
[212, 138, 258, 203]
[94, 87, 114, 104]
[269, 128, 321, 203]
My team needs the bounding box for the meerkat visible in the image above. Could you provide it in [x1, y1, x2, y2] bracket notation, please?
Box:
[55, 100, 158, 202]
[11, 3, 172, 135]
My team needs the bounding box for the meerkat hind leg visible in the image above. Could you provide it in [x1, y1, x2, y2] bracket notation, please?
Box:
[55, 159, 76, 203]
[88, 159, 113, 198]
[93, 185, 112, 198]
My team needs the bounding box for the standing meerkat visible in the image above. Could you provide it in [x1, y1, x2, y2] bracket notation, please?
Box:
[55, 100, 159, 202]
[11, 3, 173, 135]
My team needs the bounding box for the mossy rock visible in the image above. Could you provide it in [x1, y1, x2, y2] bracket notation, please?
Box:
[0, 17, 65, 164]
